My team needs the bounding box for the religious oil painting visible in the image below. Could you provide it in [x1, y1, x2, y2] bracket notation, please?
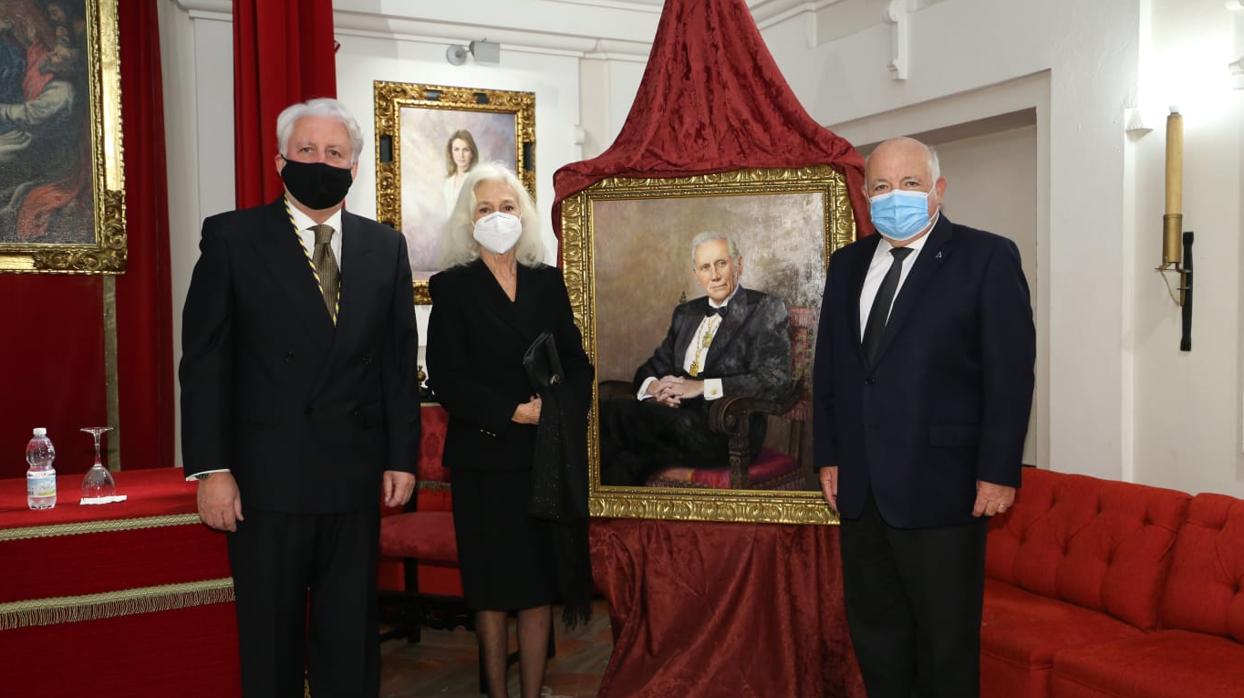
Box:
[559, 166, 857, 525]
[373, 81, 535, 303]
[0, 0, 126, 273]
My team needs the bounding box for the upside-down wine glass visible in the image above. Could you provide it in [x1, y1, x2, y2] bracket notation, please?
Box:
[80, 426, 116, 499]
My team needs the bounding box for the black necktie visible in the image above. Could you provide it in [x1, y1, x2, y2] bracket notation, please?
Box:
[861, 247, 914, 367]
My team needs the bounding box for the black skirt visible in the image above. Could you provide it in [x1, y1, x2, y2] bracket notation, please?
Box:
[450, 467, 558, 611]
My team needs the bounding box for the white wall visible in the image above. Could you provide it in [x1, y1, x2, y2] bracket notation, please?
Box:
[1130, 0, 1244, 496]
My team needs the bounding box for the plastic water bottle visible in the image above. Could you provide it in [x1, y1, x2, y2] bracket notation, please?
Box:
[26, 427, 57, 510]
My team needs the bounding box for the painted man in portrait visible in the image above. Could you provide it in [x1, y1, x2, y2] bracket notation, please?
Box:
[598, 232, 792, 486]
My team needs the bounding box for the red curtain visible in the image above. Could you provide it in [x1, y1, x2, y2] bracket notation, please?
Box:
[552, 0, 872, 240]
[233, 0, 337, 209]
[0, 277, 106, 478]
[115, 0, 175, 470]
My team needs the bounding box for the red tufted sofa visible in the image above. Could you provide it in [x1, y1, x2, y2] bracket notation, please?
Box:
[982, 467, 1244, 698]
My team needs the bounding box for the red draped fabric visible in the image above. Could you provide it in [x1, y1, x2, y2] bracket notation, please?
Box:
[0, 276, 105, 478]
[232, 0, 337, 209]
[551, 0, 872, 241]
[591, 519, 865, 697]
[116, 0, 175, 470]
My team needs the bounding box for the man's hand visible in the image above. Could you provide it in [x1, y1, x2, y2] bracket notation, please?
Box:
[197, 472, 243, 532]
[512, 395, 542, 424]
[972, 480, 1016, 517]
[383, 470, 417, 508]
[818, 466, 838, 510]
[649, 376, 704, 406]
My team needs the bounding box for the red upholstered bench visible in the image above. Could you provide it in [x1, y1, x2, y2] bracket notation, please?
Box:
[982, 468, 1190, 698]
[1047, 493, 1244, 697]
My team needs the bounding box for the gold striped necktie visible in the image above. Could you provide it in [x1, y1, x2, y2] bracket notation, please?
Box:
[310, 224, 339, 323]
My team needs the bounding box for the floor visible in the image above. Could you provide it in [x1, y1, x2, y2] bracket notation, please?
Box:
[379, 601, 613, 697]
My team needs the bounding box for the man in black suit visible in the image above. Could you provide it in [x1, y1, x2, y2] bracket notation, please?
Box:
[599, 233, 791, 486]
[179, 98, 420, 697]
[813, 137, 1035, 697]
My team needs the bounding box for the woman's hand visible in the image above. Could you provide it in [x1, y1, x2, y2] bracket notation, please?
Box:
[512, 395, 543, 424]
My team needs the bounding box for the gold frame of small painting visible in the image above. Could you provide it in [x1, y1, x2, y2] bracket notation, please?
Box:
[560, 165, 856, 525]
[373, 81, 536, 304]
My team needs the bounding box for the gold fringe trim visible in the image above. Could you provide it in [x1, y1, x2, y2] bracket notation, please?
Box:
[0, 578, 234, 631]
[0, 513, 201, 542]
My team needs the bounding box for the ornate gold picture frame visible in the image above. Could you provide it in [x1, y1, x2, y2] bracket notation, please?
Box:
[0, 0, 125, 273]
[373, 81, 535, 304]
[561, 166, 856, 525]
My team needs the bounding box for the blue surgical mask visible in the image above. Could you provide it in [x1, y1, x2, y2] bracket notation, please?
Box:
[869, 187, 935, 241]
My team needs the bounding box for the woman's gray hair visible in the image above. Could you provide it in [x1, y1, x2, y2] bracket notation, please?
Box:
[689, 232, 740, 267]
[440, 163, 546, 268]
[276, 98, 365, 164]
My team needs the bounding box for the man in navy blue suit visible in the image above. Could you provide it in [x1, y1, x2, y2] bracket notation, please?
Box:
[813, 137, 1035, 697]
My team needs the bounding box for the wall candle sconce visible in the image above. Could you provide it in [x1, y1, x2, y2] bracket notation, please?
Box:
[1157, 107, 1194, 351]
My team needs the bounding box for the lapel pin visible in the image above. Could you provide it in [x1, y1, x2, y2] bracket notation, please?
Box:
[935, 251, 944, 260]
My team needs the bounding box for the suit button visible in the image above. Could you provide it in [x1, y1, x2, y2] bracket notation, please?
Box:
[865, 377, 876, 385]
[305, 406, 315, 416]
[362, 354, 373, 366]
[283, 352, 295, 363]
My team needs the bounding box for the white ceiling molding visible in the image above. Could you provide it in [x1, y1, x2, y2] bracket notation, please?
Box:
[171, 0, 651, 62]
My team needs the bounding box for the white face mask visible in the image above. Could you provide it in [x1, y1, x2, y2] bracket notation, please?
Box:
[472, 212, 523, 255]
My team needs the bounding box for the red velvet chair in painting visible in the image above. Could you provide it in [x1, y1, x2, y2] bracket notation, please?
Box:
[645, 305, 817, 490]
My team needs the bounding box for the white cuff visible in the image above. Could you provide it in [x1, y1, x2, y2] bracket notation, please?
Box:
[185, 468, 230, 482]
[703, 378, 724, 400]
[637, 376, 658, 401]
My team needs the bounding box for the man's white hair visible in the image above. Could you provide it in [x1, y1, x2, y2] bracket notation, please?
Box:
[440, 163, 547, 268]
[689, 232, 741, 267]
[276, 98, 365, 164]
[864, 138, 941, 182]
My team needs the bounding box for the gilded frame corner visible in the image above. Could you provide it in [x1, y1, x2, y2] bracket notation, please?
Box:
[0, 0, 127, 274]
[372, 81, 536, 305]
[561, 166, 856, 525]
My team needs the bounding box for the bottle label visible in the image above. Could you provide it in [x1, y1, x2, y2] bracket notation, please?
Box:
[27, 471, 57, 498]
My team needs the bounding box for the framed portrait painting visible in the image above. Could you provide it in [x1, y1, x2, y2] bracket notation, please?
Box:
[373, 81, 535, 303]
[560, 166, 856, 525]
[0, 0, 126, 273]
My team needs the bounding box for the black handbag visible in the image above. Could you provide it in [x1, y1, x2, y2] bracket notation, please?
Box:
[522, 331, 564, 389]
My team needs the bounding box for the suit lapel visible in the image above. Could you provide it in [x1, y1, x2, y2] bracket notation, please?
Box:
[471, 259, 532, 345]
[848, 236, 881, 368]
[703, 288, 752, 369]
[248, 200, 334, 350]
[872, 215, 956, 367]
[673, 298, 707, 368]
[314, 212, 376, 388]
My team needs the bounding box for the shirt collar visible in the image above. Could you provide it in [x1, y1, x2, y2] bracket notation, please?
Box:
[285, 196, 344, 237]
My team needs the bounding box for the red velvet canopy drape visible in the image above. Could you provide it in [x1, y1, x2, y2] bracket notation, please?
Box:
[232, 0, 337, 209]
[552, 0, 872, 239]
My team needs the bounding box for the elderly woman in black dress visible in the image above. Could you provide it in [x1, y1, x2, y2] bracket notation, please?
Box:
[427, 163, 592, 698]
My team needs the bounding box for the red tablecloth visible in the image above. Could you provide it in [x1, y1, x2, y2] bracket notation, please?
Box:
[0, 467, 240, 697]
[590, 518, 866, 697]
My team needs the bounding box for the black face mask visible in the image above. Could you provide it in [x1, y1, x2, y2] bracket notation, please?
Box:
[279, 157, 354, 210]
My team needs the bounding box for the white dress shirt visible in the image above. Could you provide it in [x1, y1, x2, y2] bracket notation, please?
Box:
[638, 285, 740, 402]
[288, 198, 343, 266]
[858, 212, 938, 339]
[186, 200, 346, 481]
